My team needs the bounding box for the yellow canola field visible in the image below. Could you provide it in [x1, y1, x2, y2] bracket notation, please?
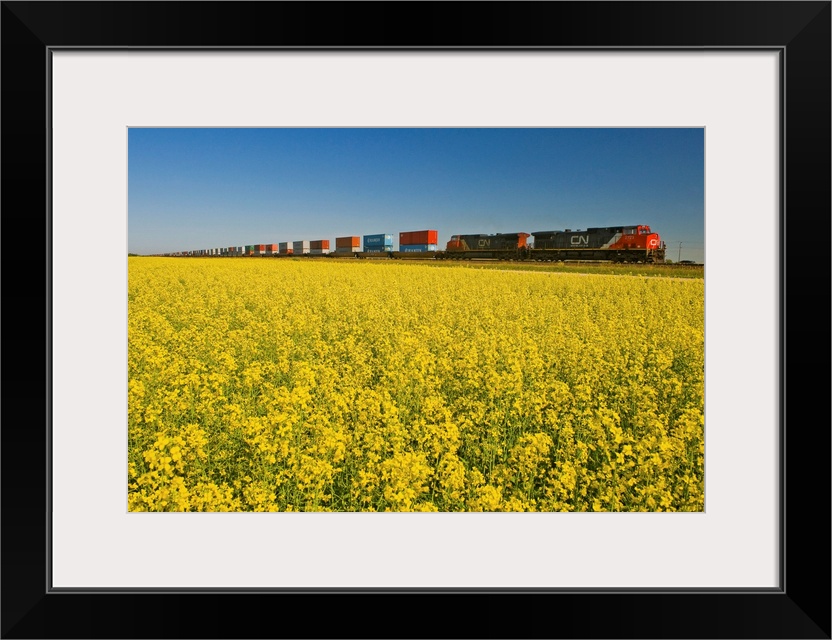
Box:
[128, 258, 704, 512]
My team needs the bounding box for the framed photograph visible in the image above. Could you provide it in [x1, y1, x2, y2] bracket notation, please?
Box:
[3, 2, 829, 638]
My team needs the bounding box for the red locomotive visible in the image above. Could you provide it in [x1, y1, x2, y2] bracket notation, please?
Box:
[529, 225, 665, 263]
[444, 232, 530, 259]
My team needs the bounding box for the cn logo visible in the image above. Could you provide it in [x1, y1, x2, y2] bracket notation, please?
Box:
[477, 239, 491, 248]
[649, 238, 658, 247]
[570, 235, 589, 246]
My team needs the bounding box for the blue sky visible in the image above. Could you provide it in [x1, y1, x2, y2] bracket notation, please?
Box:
[128, 128, 704, 262]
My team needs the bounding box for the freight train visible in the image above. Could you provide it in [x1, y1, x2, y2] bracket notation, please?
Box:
[160, 225, 666, 264]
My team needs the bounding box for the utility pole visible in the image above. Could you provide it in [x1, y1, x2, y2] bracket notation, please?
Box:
[678, 241, 683, 263]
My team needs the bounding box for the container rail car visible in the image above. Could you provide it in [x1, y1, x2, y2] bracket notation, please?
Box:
[159, 225, 666, 264]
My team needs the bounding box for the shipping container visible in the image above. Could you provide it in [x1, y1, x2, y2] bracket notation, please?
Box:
[336, 236, 361, 249]
[400, 230, 438, 246]
[293, 241, 311, 254]
[363, 233, 395, 247]
[278, 242, 293, 254]
[310, 240, 330, 250]
[363, 246, 394, 253]
[310, 248, 331, 255]
[399, 244, 438, 252]
[335, 246, 362, 253]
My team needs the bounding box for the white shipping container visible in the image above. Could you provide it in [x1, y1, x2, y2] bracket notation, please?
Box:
[310, 249, 331, 255]
[334, 247, 361, 253]
[293, 241, 310, 254]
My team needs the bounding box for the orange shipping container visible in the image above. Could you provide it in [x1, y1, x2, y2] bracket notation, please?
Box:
[400, 230, 438, 246]
[335, 236, 360, 248]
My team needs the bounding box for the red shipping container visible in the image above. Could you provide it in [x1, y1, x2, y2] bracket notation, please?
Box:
[265, 244, 278, 251]
[310, 240, 330, 250]
[336, 236, 360, 248]
[256, 244, 265, 252]
[399, 230, 438, 246]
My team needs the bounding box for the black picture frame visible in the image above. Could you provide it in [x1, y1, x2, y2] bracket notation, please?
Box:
[2, 2, 829, 638]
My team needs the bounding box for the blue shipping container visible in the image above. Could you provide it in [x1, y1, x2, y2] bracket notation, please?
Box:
[363, 246, 393, 253]
[364, 234, 394, 246]
[399, 244, 438, 252]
